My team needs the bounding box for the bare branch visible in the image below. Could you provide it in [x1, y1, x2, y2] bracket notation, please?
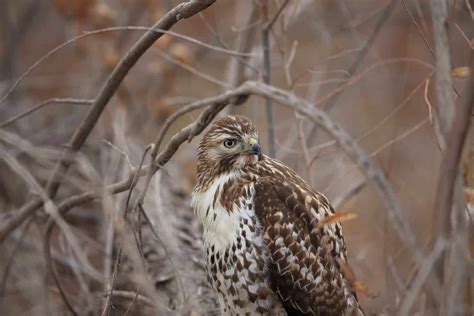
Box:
[0, 0, 217, 244]
[225, 1, 260, 88]
[34, 81, 422, 263]
[332, 179, 367, 210]
[156, 49, 231, 88]
[241, 81, 421, 257]
[430, 0, 457, 150]
[306, 0, 398, 144]
[398, 238, 447, 315]
[432, 52, 473, 280]
[0, 98, 93, 128]
[105, 290, 155, 308]
[0, 21, 252, 106]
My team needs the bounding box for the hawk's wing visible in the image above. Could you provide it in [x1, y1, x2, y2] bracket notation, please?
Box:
[254, 178, 361, 315]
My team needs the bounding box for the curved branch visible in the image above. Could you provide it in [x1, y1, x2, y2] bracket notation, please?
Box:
[0, 0, 216, 244]
[241, 81, 421, 256]
[37, 81, 420, 261]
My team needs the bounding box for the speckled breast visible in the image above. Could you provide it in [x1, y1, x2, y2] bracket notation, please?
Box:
[204, 212, 284, 315]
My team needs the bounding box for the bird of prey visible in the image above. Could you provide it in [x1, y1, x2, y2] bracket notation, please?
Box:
[191, 115, 363, 315]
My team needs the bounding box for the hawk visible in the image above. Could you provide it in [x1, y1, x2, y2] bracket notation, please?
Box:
[191, 115, 363, 315]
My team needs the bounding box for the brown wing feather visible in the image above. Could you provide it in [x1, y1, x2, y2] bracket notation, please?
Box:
[254, 176, 360, 315]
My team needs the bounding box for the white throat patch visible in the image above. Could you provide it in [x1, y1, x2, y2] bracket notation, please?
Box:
[191, 172, 255, 252]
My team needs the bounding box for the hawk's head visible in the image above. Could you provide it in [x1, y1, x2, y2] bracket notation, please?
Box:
[197, 115, 262, 180]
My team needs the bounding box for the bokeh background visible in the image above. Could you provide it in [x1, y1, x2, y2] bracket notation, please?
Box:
[0, 0, 473, 315]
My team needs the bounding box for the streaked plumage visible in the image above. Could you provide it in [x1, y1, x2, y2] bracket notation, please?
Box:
[191, 115, 363, 315]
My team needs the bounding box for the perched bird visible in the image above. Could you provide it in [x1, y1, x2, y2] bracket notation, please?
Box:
[191, 115, 363, 316]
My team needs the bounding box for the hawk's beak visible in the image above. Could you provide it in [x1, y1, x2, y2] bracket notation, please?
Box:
[246, 137, 261, 156]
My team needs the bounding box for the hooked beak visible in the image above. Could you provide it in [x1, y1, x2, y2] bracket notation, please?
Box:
[246, 137, 261, 156]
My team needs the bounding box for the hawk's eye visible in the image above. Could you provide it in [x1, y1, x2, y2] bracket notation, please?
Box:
[223, 139, 237, 148]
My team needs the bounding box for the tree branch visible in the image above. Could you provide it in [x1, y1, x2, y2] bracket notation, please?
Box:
[0, 98, 93, 128]
[432, 51, 474, 312]
[0, 0, 216, 244]
[35, 81, 421, 263]
[429, 0, 457, 150]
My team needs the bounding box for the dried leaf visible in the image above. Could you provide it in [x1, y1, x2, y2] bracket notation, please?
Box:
[353, 280, 372, 297]
[337, 258, 356, 284]
[316, 212, 358, 228]
[452, 67, 470, 78]
[337, 258, 375, 298]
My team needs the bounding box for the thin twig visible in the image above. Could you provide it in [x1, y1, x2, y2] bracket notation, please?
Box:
[0, 217, 34, 300]
[261, 0, 289, 157]
[332, 179, 367, 210]
[402, 0, 437, 59]
[82, 26, 254, 57]
[0, 0, 217, 244]
[313, 58, 433, 109]
[123, 288, 141, 316]
[402, 0, 461, 103]
[284, 40, 298, 87]
[105, 290, 155, 308]
[306, 0, 398, 144]
[156, 49, 231, 88]
[397, 238, 447, 315]
[137, 200, 186, 308]
[0, 19, 251, 106]
[103, 143, 152, 315]
[356, 72, 433, 141]
[102, 139, 134, 170]
[0, 146, 79, 314]
[198, 10, 259, 80]
[224, 1, 260, 89]
[100, 243, 123, 316]
[0, 98, 93, 128]
[424, 78, 434, 124]
[266, 0, 290, 30]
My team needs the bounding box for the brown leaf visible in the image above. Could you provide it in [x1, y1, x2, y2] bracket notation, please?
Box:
[337, 258, 356, 284]
[452, 67, 470, 78]
[353, 280, 372, 297]
[336, 258, 375, 298]
[316, 212, 358, 228]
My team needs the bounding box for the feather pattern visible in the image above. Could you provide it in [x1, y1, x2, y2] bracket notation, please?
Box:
[192, 115, 364, 316]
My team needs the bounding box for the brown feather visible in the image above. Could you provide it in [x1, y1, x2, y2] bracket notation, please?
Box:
[193, 115, 364, 316]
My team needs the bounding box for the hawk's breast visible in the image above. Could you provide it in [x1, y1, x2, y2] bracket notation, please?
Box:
[192, 173, 285, 315]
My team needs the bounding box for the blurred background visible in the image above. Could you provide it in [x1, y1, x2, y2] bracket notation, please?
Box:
[0, 0, 473, 315]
